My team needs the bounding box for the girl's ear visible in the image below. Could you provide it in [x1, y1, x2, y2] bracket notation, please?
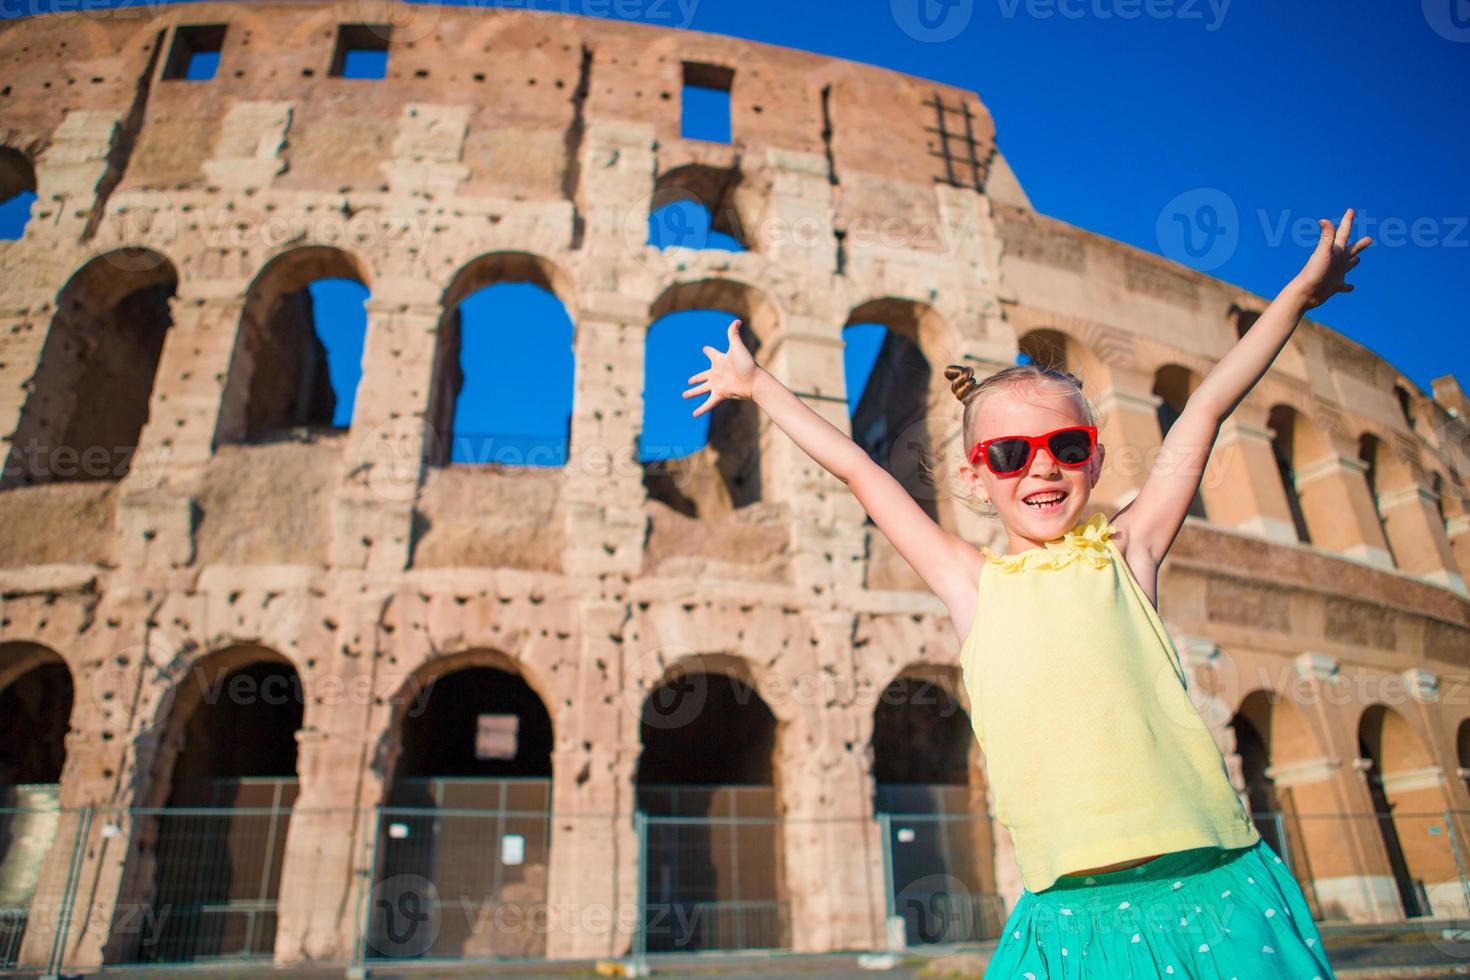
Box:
[1089, 443, 1107, 486]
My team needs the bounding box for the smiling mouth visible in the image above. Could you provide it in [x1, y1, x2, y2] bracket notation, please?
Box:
[1022, 490, 1068, 513]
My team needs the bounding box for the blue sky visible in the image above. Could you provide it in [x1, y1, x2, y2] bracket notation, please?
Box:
[3, 0, 1464, 462]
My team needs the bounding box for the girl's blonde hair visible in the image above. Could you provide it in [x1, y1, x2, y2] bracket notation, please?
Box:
[933, 362, 1096, 517]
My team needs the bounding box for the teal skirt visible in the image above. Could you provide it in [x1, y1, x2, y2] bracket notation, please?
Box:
[984, 837, 1336, 978]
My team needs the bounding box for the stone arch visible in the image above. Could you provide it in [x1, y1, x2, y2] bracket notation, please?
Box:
[0, 640, 73, 787]
[633, 649, 798, 729]
[0, 145, 35, 194]
[1153, 363, 1208, 519]
[374, 647, 558, 797]
[867, 661, 995, 946]
[1393, 382, 1418, 431]
[109, 644, 303, 965]
[1015, 327, 1115, 403]
[220, 245, 370, 444]
[651, 163, 750, 250]
[0, 642, 73, 971]
[1427, 468, 1451, 526]
[440, 250, 575, 314]
[1357, 703, 1455, 918]
[1230, 686, 1329, 918]
[140, 643, 304, 807]
[1457, 718, 1470, 798]
[634, 654, 787, 952]
[1266, 403, 1334, 545]
[844, 298, 961, 528]
[1358, 431, 1414, 567]
[642, 279, 779, 516]
[429, 251, 577, 469]
[0, 144, 36, 238]
[650, 277, 780, 345]
[365, 649, 556, 960]
[4, 249, 178, 487]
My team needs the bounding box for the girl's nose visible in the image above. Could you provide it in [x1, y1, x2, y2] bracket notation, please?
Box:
[1029, 445, 1061, 477]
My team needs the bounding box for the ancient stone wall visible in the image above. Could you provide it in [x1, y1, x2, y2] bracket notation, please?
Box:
[0, 2, 1467, 969]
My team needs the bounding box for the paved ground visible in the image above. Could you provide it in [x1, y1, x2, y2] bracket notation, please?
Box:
[19, 922, 1470, 978]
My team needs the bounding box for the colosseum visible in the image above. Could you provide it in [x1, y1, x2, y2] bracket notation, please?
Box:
[0, 1, 1467, 973]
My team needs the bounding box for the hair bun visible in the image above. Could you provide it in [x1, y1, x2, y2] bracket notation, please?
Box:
[944, 364, 979, 402]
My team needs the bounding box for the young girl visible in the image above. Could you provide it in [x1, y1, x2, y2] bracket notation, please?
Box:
[685, 210, 1372, 977]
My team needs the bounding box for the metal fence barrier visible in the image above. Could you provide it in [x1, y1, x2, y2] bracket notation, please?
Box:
[6, 798, 1470, 974]
[636, 812, 791, 954]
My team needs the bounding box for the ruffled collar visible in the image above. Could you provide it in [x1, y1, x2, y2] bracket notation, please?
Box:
[982, 512, 1115, 573]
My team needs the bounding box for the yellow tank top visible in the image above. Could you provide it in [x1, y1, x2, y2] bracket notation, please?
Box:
[959, 513, 1260, 893]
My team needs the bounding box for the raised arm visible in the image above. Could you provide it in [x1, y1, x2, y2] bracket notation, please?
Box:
[685, 318, 977, 611]
[1115, 208, 1373, 569]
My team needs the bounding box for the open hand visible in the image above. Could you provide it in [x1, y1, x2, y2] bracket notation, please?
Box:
[684, 318, 758, 418]
[1293, 208, 1373, 311]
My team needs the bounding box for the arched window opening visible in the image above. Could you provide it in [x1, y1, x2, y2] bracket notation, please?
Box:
[367, 663, 554, 961]
[0, 644, 73, 966]
[0, 146, 37, 240]
[1359, 705, 1452, 919]
[846, 322, 935, 523]
[1230, 691, 1324, 919]
[1430, 471, 1448, 525]
[1358, 434, 1398, 567]
[309, 278, 368, 428]
[6, 251, 177, 486]
[1153, 365, 1207, 520]
[432, 254, 574, 469]
[872, 672, 995, 946]
[1267, 406, 1313, 544]
[442, 284, 573, 467]
[1394, 384, 1417, 431]
[1458, 719, 1470, 800]
[636, 667, 786, 952]
[229, 247, 368, 443]
[1231, 305, 1263, 340]
[648, 199, 744, 253]
[642, 309, 762, 516]
[649, 165, 747, 252]
[113, 651, 303, 965]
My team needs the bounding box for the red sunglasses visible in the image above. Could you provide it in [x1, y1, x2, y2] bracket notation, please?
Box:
[968, 425, 1099, 476]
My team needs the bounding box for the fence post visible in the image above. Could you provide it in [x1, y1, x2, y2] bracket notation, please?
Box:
[43, 804, 92, 980]
[631, 810, 648, 977]
[1271, 810, 1293, 872]
[878, 811, 898, 951]
[346, 806, 381, 980]
[1443, 809, 1470, 919]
